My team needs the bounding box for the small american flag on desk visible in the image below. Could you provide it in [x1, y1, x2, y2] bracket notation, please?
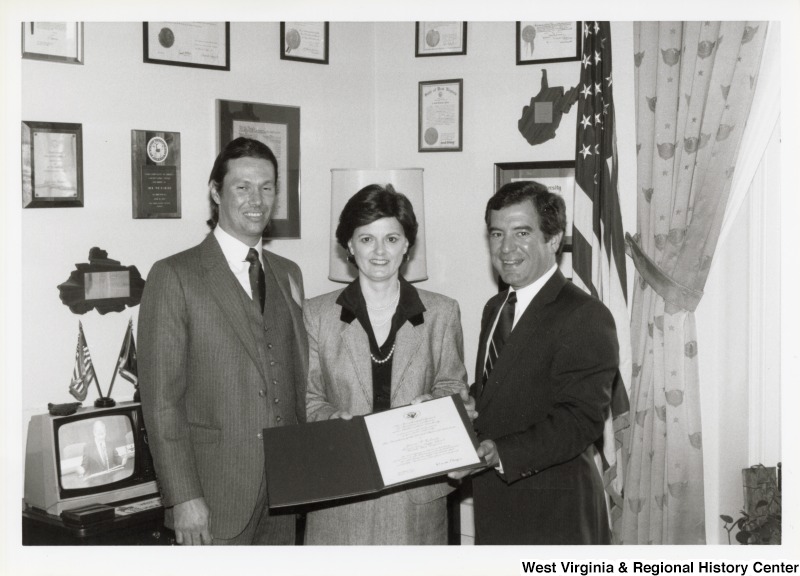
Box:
[69, 321, 98, 402]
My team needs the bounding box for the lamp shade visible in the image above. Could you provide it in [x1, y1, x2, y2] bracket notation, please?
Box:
[329, 168, 427, 283]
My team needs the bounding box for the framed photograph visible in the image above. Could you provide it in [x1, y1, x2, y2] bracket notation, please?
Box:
[516, 21, 581, 65]
[22, 22, 84, 64]
[131, 130, 181, 219]
[280, 22, 329, 64]
[494, 161, 575, 252]
[217, 99, 301, 239]
[415, 22, 467, 57]
[143, 22, 230, 71]
[418, 79, 463, 153]
[21, 121, 83, 208]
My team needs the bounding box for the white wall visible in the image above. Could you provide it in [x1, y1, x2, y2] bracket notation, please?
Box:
[19, 22, 378, 433]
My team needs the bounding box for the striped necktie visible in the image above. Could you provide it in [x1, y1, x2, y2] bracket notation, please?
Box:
[245, 248, 266, 314]
[482, 291, 517, 390]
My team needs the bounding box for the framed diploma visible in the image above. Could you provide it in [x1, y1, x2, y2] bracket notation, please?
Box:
[217, 99, 301, 238]
[22, 22, 84, 64]
[415, 22, 467, 57]
[280, 22, 329, 64]
[516, 21, 581, 65]
[494, 161, 575, 253]
[21, 121, 83, 208]
[131, 130, 181, 219]
[143, 22, 230, 71]
[418, 79, 463, 153]
[262, 394, 483, 507]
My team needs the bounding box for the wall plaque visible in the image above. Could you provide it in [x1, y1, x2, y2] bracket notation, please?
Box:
[131, 130, 181, 219]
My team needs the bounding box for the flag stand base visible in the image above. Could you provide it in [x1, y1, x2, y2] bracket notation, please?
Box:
[94, 397, 116, 408]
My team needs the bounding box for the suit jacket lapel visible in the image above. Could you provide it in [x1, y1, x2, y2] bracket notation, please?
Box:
[390, 321, 424, 404]
[340, 320, 374, 406]
[200, 234, 266, 383]
[478, 271, 567, 409]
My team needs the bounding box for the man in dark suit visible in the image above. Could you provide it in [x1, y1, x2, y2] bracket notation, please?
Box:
[450, 181, 618, 544]
[138, 138, 308, 545]
[80, 420, 123, 476]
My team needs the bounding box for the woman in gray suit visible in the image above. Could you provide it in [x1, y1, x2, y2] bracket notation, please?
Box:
[304, 184, 470, 545]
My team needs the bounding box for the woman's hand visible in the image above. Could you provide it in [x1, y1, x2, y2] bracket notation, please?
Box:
[329, 410, 353, 420]
[459, 389, 478, 421]
[410, 394, 433, 404]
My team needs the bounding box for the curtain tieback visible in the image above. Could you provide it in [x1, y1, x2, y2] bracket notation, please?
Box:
[625, 233, 704, 312]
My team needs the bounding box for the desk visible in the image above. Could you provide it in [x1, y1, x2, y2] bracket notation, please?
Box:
[22, 506, 174, 546]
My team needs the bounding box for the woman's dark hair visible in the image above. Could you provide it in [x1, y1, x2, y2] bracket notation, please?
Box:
[206, 137, 279, 229]
[485, 180, 567, 253]
[335, 184, 418, 258]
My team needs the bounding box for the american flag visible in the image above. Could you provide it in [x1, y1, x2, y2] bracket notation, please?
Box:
[118, 318, 138, 386]
[571, 21, 632, 540]
[69, 322, 99, 401]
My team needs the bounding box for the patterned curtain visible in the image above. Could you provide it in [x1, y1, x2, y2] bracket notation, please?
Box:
[622, 21, 768, 544]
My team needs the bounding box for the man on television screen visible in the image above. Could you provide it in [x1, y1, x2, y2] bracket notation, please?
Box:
[138, 138, 308, 545]
[80, 420, 123, 476]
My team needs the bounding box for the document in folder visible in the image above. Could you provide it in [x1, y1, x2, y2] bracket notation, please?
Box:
[262, 394, 483, 507]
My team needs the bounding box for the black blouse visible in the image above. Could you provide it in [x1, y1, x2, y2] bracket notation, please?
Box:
[336, 276, 426, 412]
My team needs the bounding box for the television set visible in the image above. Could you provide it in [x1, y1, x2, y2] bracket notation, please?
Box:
[24, 401, 159, 516]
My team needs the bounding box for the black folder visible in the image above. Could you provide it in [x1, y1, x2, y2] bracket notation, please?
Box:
[262, 394, 482, 508]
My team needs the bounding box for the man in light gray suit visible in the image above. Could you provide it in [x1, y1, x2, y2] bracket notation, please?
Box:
[138, 138, 307, 545]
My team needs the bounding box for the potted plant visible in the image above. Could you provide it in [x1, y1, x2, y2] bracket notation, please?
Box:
[720, 463, 781, 544]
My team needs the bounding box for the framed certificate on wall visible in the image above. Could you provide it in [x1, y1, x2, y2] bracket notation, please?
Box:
[415, 22, 467, 57]
[516, 21, 581, 65]
[418, 79, 463, 152]
[21, 121, 83, 208]
[280, 22, 329, 64]
[143, 22, 230, 70]
[22, 22, 84, 64]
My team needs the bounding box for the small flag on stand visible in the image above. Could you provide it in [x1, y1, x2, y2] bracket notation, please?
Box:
[117, 318, 138, 387]
[104, 318, 138, 404]
[69, 322, 100, 402]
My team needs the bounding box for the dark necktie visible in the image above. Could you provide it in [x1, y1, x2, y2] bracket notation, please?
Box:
[483, 291, 517, 389]
[245, 248, 266, 314]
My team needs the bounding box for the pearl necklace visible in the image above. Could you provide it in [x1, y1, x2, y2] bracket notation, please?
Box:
[370, 342, 396, 364]
[369, 314, 393, 328]
[366, 291, 400, 313]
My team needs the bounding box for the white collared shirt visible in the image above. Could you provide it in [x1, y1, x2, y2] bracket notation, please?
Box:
[214, 226, 263, 300]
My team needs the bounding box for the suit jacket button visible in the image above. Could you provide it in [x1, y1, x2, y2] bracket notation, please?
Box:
[267, 343, 273, 349]
[258, 389, 266, 398]
[270, 361, 276, 366]
[273, 379, 278, 385]
[276, 415, 282, 422]
[257, 432, 263, 440]
[273, 398, 280, 404]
